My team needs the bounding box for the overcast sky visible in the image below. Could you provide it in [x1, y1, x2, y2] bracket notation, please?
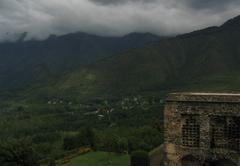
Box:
[0, 0, 240, 40]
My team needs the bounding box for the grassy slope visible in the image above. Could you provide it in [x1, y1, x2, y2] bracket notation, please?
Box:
[61, 152, 129, 166]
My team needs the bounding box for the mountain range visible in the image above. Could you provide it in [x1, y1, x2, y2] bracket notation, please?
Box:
[0, 32, 161, 93]
[2, 15, 240, 101]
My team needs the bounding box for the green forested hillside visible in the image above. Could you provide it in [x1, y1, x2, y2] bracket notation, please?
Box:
[23, 15, 240, 103]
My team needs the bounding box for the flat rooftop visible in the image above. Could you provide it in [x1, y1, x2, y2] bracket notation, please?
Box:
[166, 92, 240, 103]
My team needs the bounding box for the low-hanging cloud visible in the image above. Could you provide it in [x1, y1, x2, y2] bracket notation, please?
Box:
[0, 0, 240, 40]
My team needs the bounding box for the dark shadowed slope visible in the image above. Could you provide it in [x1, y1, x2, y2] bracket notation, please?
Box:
[0, 32, 161, 92]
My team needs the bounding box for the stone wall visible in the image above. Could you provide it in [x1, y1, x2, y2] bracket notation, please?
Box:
[164, 93, 240, 166]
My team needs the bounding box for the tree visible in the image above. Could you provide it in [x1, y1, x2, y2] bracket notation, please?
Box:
[63, 135, 78, 151]
[102, 135, 117, 153]
[79, 127, 96, 149]
[114, 137, 128, 154]
[63, 127, 97, 151]
[49, 159, 56, 166]
[0, 138, 38, 166]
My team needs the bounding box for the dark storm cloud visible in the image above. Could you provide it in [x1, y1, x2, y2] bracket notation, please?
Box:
[0, 0, 239, 40]
[183, 0, 240, 10]
[91, 0, 240, 10]
[89, 0, 157, 5]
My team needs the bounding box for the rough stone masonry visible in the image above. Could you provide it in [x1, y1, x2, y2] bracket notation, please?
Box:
[164, 93, 240, 166]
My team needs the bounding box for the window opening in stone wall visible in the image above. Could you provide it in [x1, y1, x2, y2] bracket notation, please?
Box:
[182, 114, 200, 147]
[210, 116, 240, 152]
[210, 116, 227, 149]
[227, 117, 240, 151]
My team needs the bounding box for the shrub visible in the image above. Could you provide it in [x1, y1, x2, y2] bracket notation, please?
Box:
[0, 138, 38, 166]
[63, 127, 96, 151]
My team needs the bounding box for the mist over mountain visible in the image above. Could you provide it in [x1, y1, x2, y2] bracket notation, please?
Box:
[0, 0, 239, 40]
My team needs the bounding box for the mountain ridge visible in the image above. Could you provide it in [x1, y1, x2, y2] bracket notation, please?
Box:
[0, 32, 162, 92]
[27, 14, 240, 101]
[3, 15, 240, 101]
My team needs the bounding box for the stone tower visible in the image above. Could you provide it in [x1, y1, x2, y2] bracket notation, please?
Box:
[164, 93, 240, 166]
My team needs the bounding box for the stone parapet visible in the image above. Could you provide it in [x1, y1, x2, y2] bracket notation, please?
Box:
[164, 93, 240, 166]
[166, 93, 240, 103]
